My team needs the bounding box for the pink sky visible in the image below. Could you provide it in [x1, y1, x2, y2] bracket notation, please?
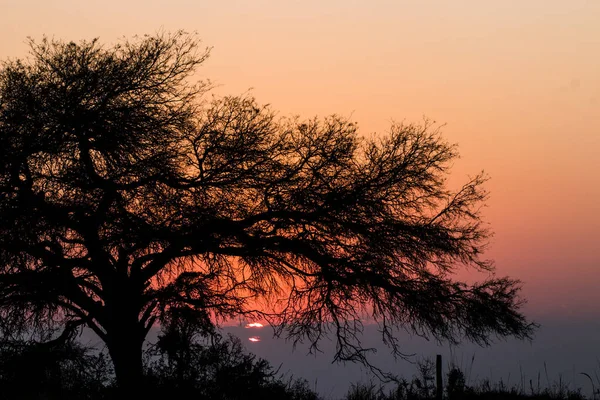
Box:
[2, 0, 598, 318]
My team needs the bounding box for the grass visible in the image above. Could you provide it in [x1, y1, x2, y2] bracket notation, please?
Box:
[338, 357, 600, 400]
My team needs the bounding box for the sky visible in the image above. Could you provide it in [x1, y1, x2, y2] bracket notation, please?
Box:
[221, 320, 600, 398]
[2, 0, 599, 394]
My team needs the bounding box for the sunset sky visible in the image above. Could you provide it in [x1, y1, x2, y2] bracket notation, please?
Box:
[1, 0, 598, 320]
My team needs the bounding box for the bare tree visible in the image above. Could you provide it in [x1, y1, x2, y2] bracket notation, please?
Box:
[0, 32, 534, 393]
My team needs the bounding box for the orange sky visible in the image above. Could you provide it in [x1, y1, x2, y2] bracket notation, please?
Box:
[1, 0, 598, 318]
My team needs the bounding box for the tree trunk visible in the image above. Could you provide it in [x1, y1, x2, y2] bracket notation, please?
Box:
[104, 282, 147, 396]
[102, 274, 148, 395]
[106, 324, 146, 395]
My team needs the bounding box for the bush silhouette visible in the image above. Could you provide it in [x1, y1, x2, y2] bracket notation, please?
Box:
[0, 338, 113, 400]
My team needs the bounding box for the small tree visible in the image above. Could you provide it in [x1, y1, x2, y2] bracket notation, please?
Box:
[446, 366, 468, 400]
[146, 323, 318, 400]
[0, 32, 534, 392]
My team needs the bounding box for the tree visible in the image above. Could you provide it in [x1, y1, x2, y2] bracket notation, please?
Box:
[0, 32, 534, 393]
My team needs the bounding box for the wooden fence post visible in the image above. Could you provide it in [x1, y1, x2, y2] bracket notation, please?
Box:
[436, 354, 443, 400]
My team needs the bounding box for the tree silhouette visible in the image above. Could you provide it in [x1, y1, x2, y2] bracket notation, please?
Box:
[0, 32, 534, 393]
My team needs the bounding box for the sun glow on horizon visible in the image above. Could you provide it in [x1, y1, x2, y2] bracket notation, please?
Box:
[245, 322, 264, 328]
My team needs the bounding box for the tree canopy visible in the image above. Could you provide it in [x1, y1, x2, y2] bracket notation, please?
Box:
[0, 32, 534, 391]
